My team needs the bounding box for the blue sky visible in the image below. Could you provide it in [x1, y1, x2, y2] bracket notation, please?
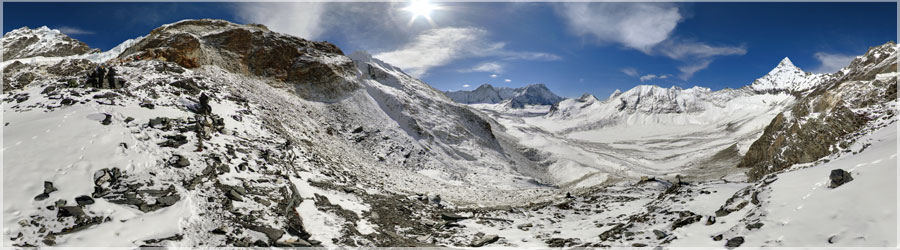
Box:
[4, 2, 897, 98]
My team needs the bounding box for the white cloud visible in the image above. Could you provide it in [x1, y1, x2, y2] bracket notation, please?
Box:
[558, 3, 681, 52]
[639, 74, 672, 82]
[504, 79, 512, 82]
[235, 2, 327, 40]
[557, 3, 746, 80]
[639, 74, 658, 82]
[677, 60, 712, 80]
[56, 26, 94, 35]
[490, 74, 498, 78]
[621, 67, 639, 77]
[657, 39, 747, 61]
[374, 27, 560, 77]
[461, 61, 505, 73]
[812, 52, 856, 73]
[462, 84, 471, 88]
[656, 40, 745, 79]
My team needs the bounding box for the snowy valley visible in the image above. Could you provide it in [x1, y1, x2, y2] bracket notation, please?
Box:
[1, 20, 897, 248]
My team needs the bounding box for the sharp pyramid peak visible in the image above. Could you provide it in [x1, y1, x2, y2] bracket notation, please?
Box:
[767, 56, 805, 76]
[778, 57, 796, 68]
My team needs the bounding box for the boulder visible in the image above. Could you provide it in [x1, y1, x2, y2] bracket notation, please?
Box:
[671, 211, 702, 230]
[210, 227, 227, 235]
[156, 194, 179, 206]
[75, 195, 95, 206]
[275, 239, 311, 247]
[148, 117, 170, 130]
[159, 135, 188, 148]
[226, 189, 243, 201]
[44, 181, 58, 194]
[653, 229, 667, 239]
[57, 206, 85, 218]
[726, 236, 744, 248]
[169, 154, 190, 168]
[545, 238, 580, 247]
[34, 193, 49, 201]
[60, 98, 76, 106]
[470, 234, 500, 247]
[440, 212, 467, 221]
[829, 169, 853, 188]
[101, 113, 112, 125]
[247, 225, 283, 242]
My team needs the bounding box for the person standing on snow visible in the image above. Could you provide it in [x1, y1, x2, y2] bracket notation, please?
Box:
[96, 66, 107, 88]
[195, 93, 213, 152]
[106, 67, 117, 88]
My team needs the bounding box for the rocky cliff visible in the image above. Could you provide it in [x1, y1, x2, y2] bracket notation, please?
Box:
[118, 19, 358, 101]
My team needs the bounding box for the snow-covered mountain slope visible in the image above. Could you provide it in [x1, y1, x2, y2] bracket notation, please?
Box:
[457, 42, 895, 247]
[433, 120, 895, 248]
[471, 42, 896, 190]
[2, 26, 99, 61]
[2, 19, 563, 247]
[445, 83, 564, 108]
[749, 57, 827, 94]
[2, 18, 896, 249]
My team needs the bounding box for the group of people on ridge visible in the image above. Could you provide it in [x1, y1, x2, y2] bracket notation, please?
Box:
[86, 64, 122, 89]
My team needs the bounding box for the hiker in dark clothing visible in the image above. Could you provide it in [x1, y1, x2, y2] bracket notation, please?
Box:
[195, 93, 213, 152]
[86, 71, 98, 88]
[96, 66, 107, 88]
[199, 93, 211, 115]
[106, 67, 117, 88]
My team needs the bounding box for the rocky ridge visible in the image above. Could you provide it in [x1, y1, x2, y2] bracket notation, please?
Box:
[445, 83, 564, 108]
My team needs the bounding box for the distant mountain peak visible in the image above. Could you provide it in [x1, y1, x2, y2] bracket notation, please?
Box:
[2, 25, 98, 61]
[750, 56, 823, 94]
[608, 89, 622, 100]
[445, 83, 563, 107]
[578, 93, 595, 101]
[476, 84, 496, 90]
[777, 57, 796, 68]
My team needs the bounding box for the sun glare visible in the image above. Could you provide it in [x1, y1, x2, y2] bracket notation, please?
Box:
[403, 0, 440, 25]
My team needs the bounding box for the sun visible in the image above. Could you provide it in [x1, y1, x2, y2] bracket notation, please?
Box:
[403, 0, 440, 25]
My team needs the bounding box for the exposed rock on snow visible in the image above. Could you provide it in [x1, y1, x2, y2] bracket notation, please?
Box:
[828, 169, 854, 188]
[470, 234, 500, 247]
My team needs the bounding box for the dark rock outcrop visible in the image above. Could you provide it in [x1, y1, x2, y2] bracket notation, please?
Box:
[829, 169, 854, 188]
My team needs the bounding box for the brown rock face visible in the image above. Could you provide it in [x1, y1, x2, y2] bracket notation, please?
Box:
[119, 19, 358, 101]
